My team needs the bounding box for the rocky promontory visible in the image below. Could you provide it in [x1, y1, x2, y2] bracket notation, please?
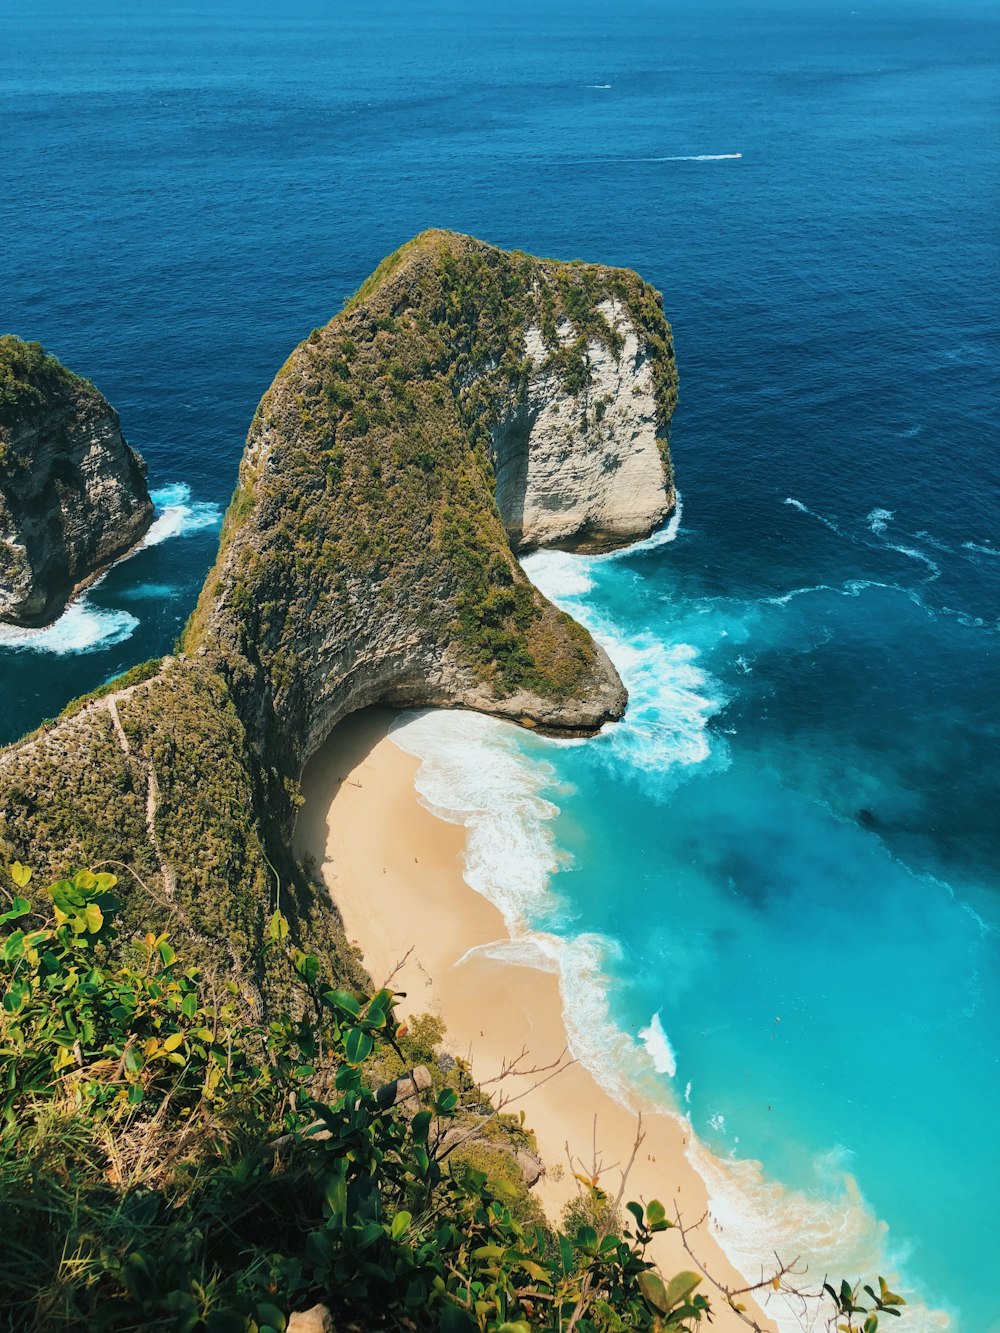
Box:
[186, 230, 676, 764]
[0, 336, 153, 626]
[0, 232, 677, 999]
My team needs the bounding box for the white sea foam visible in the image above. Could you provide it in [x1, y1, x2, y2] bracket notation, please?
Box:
[0, 596, 139, 654]
[140, 482, 222, 548]
[521, 495, 721, 778]
[884, 542, 940, 580]
[867, 506, 895, 536]
[0, 481, 221, 657]
[962, 539, 1000, 558]
[118, 581, 181, 601]
[388, 708, 564, 928]
[782, 496, 843, 534]
[864, 507, 940, 580]
[638, 1011, 677, 1077]
[598, 491, 684, 559]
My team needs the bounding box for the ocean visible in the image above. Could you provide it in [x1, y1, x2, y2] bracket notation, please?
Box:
[2, 1, 997, 1328]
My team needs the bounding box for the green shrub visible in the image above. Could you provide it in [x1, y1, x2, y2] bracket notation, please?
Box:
[0, 863, 910, 1332]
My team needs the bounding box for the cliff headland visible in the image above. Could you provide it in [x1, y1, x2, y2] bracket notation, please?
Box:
[0, 336, 153, 627]
[0, 230, 677, 1002]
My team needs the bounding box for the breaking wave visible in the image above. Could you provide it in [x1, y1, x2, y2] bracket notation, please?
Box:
[141, 482, 223, 548]
[0, 597, 139, 654]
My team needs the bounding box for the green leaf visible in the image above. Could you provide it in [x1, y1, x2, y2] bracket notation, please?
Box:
[639, 1272, 670, 1313]
[576, 1225, 598, 1254]
[323, 988, 361, 1016]
[435, 1087, 458, 1114]
[390, 1210, 412, 1240]
[472, 1243, 504, 1260]
[662, 1271, 702, 1311]
[158, 940, 176, 967]
[324, 1164, 347, 1223]
[181, 991, 198, 1019]
[294, 952, 320, 987]
[344, 1027, 373, 1064]
[879, 1278, 906, 1308]
[84, 903, 104, 933]
[8, 863, 32, 888]
[254, 1304, 286, 1332]
[0, 897, 30, 925]
[266, 909, 289, 942]
[646, 1198, 666, 1227]
[411, 1110, 432, 1144]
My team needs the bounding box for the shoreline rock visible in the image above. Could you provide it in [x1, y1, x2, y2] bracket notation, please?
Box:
[0, 335, 153, 627]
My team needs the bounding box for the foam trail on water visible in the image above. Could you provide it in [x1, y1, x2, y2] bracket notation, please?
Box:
[118, 582, 181, 602]
[0, 596, 139, 654]
[655, 152, 742, 161]
[783, 496, 843, 534]
[867, 506, 895, 536]
[963, 539, 1000, 558]
[865, 507, 940, 580]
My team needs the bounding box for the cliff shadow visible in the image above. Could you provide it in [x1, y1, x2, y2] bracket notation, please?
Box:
[293, 705, 399, 873]
[491, 405, 536, 551]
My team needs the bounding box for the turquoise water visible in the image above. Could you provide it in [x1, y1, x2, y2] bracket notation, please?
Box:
[3, 0, 998, 1327]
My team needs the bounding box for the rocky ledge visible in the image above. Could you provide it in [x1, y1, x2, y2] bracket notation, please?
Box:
[0, 335, 153, 626]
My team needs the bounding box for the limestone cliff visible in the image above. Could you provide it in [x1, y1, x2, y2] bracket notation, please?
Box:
[186, 230, 676, 769]
[0, 232, 677, 999]
[0, 336, 153, 626]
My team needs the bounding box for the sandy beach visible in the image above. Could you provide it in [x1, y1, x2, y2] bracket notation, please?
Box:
[295, 708, 776, 1332]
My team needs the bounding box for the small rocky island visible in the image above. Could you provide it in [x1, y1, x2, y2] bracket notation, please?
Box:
[0, 335, 153, 626]
[0, 231, 677, 998]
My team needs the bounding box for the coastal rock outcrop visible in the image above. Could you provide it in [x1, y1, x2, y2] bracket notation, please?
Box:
[0, 231, 678, 997]
[0, 336, 153, 626]
[186, 230, 677, 767]
[498, 299, 672, 552]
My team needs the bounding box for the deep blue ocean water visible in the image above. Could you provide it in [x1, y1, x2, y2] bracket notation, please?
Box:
[2, 1, 998, 1327]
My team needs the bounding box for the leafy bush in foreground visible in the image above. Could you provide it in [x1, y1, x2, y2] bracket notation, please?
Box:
[0, 865, 907, 1332]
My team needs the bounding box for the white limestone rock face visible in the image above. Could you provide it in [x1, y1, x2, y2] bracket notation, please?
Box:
[495, 299, 674, 552]
[0, 358, 153, 626]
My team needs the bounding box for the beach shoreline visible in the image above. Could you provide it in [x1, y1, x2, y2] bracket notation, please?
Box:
[295, 706, 776, 1332]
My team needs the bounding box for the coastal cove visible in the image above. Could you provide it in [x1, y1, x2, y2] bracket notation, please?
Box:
[294, 708, 774, 1333]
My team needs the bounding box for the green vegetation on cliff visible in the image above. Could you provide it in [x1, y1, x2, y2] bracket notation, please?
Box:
[0, 660, 366, 1009]
[0, 335, 100, 438]
[186, 230, 675, 730]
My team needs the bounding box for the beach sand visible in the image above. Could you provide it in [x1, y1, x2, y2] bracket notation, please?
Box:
[295, 707, 776, 1332]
